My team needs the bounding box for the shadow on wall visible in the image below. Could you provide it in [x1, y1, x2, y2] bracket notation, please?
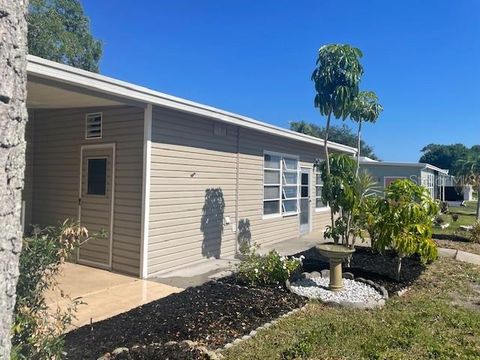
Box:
[237, 218, 251, 254]
[201, 188, 225, 259]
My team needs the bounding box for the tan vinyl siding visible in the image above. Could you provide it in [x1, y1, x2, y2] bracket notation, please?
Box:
[148, 106, 333, 277]
[148, 107, 238, 275]
[29, 106, 144, 276]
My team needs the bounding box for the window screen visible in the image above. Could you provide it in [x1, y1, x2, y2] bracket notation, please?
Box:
[87, 158, 107, 195]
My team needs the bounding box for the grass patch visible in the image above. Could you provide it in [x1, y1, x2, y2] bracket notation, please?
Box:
[434, 202, 478, 238]
[223, 259, 480, 360]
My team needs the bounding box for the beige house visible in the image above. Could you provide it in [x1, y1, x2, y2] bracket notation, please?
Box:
[24, 56, 356, 278]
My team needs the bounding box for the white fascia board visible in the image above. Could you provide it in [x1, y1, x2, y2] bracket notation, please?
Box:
[360, 161, 449, 175]
[27, 55, 356, 155]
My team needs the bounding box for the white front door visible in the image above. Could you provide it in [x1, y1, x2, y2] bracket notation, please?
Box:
[78, 144, 115, 269]
[299, 168, 310, 234]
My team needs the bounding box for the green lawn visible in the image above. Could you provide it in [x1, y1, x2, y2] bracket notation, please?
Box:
[224, 259, 480, 360]
[434, 201, 478, 237]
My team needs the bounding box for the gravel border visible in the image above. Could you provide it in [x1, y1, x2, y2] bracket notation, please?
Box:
[286, 270, 389, 309]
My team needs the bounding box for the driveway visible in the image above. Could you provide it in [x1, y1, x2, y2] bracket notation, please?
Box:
[46, 263, 182, 331]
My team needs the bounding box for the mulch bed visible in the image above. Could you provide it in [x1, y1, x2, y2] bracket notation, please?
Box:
[63, 281, 306, 360]
[294, 246, 426, 294]
[433, 233, 470, 242]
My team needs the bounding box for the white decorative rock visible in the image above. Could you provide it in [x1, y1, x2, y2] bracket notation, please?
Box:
[290, 276, 383, 307]
[320, 269, 330, 278]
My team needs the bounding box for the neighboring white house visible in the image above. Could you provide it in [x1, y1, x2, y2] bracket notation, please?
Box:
[359, 157, 450, 200]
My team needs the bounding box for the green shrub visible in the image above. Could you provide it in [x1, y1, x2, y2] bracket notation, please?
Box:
[451, 213, 459, 222]
[11, 220, 96, 360]
[469, 221, 480, 243]
[238, 245, 303, 286]
[365, 179, 439, 280]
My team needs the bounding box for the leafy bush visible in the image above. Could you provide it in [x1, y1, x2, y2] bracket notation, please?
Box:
[469, 221, 480, 243]
[11, 220, 95, 360]
[238, 245, 303, 286]
[365, 179, 439, 280]
[318, 154, 377, 247]
[451, 213, 459, 222]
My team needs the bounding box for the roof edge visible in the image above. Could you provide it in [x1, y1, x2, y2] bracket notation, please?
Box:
[26, 55, 356, 154]
[360, 160, 449, 174]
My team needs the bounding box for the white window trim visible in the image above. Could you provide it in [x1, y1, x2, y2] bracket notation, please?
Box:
[314, 168, 329, 212]
[85, 112, 103, 140]
[423, 172, 435, 198]
[262, 150, 300, 219]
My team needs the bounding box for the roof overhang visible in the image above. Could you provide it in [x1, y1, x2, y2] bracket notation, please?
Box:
[26, 55, 356, 154]
[360, 160, 449, 175]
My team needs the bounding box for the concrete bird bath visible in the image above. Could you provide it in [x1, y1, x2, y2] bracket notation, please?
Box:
[316, 244, 355, 291]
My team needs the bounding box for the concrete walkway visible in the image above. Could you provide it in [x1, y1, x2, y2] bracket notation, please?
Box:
[46, 263, 182, 331]
[438, 247, 480, 265]
[154, 258, 240, 288]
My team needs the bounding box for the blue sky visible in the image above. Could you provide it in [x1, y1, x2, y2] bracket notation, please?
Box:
[82, 0, 479, 161]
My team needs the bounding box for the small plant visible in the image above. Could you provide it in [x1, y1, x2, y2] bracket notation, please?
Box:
[11, 220, 100, 360]
[238, 244, 303, 286]
[434, 216, 445, 225]
[451, 213, 459, 222]
[440, 201, 449, 214]
[469, 221, 480, 243]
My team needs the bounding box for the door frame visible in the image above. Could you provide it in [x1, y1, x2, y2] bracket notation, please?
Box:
[299, 167, 312, 234]
[77, 143, 116, 269]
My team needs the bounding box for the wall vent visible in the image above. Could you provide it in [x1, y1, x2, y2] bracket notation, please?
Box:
[85, 113, 102, 139]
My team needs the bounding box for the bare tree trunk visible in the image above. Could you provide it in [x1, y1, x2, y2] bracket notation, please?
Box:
[355, 120, 362, 178]
[475, 186, 480, 221]
[396, 255, 403, 282]
[324, 112, 332, 176]
[323, 112, 337, 243]
[0, 0, 29, 357]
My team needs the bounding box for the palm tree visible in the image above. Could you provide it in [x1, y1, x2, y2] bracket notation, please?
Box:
[349, 91, 383, 176]
[311, 44, 363, 232]
[456, 157, 480, 220]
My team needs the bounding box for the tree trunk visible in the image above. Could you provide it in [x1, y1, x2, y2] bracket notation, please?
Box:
[476, 186, 480, 221]
[323, 112, 337, 243]
[0, 1, 29, 357]
[355, 120, 362, 178]
[396, 255, 403, 282]
[324, 112, 332, 176]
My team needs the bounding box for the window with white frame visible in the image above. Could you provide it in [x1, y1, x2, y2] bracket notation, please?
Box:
[424, 172, 435, 198]
[315, 170, 326, 209]
[263, 152, 299, 216]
